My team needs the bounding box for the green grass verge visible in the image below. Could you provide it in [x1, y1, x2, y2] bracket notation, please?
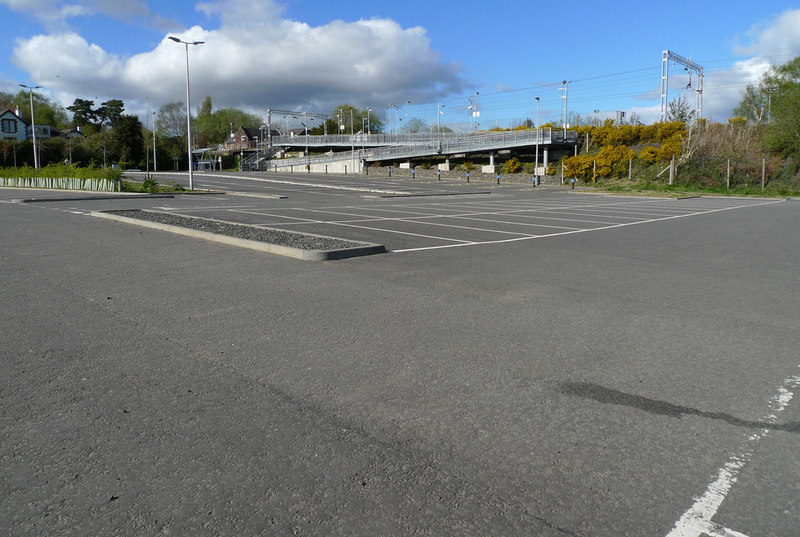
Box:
[121, 178, 185, 193]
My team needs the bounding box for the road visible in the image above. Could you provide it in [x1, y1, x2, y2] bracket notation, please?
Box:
[2, 171, 799, 536]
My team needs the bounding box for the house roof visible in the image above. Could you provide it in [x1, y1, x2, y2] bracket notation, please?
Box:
[241, 127, 261, 139]
[0, 109, 29, 125]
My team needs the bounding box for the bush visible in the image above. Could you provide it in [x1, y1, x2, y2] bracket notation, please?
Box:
[142, 176, 158, 192]
[564, 154, 594, 181]
[0, 163, 121, 181]
[503, 157, 522, 174]
[638, 146, 660, 165]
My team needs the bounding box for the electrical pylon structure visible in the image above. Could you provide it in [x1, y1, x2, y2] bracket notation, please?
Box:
[660, 50, 703, 122]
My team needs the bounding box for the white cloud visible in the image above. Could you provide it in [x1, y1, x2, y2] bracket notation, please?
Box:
[0, 0, 176, 33]
[11, 0, 464, 120]
[734, 8, 800, 60]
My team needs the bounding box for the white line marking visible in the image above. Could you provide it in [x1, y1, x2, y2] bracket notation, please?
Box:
[392, 199, 784, 253]
[665, 373, 800, 537]
[227, 209, 474, 243]
[199, 172, 413, 195]
[264, 206, 543, 237]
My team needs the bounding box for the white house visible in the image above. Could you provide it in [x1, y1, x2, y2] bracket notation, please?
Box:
[0, 106, 28, 142]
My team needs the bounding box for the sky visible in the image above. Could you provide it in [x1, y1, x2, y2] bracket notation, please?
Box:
[2, 0, 800, 133]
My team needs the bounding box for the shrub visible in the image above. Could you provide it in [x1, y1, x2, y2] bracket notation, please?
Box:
[142, 176, 158, 192]
[638, 146, 660, 165]
[596, 145, 635, 179]
[503, 157, 522, 174]
[564, 154, 594, 181]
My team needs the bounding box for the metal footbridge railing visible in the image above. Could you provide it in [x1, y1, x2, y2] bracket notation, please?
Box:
[263, 128, 577, 171]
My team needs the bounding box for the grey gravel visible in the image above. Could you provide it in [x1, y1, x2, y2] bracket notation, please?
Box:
[103, 209, 362, 250]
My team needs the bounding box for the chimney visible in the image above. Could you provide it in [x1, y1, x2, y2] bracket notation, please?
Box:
[12, 105, 21, 117]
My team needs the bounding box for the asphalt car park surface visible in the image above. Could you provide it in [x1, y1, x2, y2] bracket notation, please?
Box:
[2, 173, 800, 536]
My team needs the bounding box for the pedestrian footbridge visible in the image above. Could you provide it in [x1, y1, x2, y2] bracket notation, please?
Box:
[243, 128, 578, 173]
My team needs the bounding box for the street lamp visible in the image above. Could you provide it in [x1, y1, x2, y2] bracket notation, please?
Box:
[366, 108, 371, 135]
[168, 36, 204, 190]
[19, 83, 42, 168]
[534, 97, 540, 182]
[473, 91, 479, 132]
[152, 110, 157, 172]
[560, 80, 572, 140]
[389, 103, 398, 135]
[240, 135, 245, 170]
[437, 104, 445, 152]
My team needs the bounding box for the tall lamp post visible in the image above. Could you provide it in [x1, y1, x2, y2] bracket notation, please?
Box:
[19, 83, 42, 169]
[389, 103, 398, 135]
[437, 104, 445, 152]
[473, 91, 479, 132]
[534, 97, 540, 182]
[152, 110, 157, 172]
[168, 36, 204, 190]
[560, 80, 572, 140]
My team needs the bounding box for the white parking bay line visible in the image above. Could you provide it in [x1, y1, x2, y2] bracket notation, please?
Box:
[201, 172, 413, 195]
[392, 198, 785, 253]
[665, 371, 800, 537]
[228, 208, 475, 244]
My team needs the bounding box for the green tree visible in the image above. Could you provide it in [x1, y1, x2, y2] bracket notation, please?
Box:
[96, 99, 125, 128]
[195, 96, 214, 147]
[733, 83, 769, 125]
[9, 90, 69, 128]
[110, 115, 144, 168]
[67, 98, 97, 127]
[401, 117, 427, 134]
[319, 105, 384, 135]
[762, 56, 800, 156]
[157, 102, 187, 138]
[667, 95, 695, 123]
[207, 107, 262, 144]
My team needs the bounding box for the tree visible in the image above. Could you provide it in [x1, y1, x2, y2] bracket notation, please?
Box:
[206, 107, 262, 144]
[318, 105, 384, 135]
[8, 90, 69, 128]
[197, 96, 213, 118]
[195, 96, 214, 147]
[110, 115, 144, 167]
[761, 56, 800, 156]
[401, 117, 427, 134]
[67, 98, 97, 127]
[96, 99, 125, 128]
[733, 83, 769, 125]
[667, 95, 695, 123]
[156, 102, 187, 138]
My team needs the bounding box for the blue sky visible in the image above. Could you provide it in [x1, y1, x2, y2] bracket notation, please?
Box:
[2, 0, 800, 131]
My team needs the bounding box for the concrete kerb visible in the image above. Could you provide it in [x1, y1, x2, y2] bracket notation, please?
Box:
[3, 187, 225, 203]
[91, 210, 386, 261]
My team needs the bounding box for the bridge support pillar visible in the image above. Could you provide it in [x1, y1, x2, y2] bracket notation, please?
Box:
[543, 149, 549, 172]
[489, 153, 495, 166]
